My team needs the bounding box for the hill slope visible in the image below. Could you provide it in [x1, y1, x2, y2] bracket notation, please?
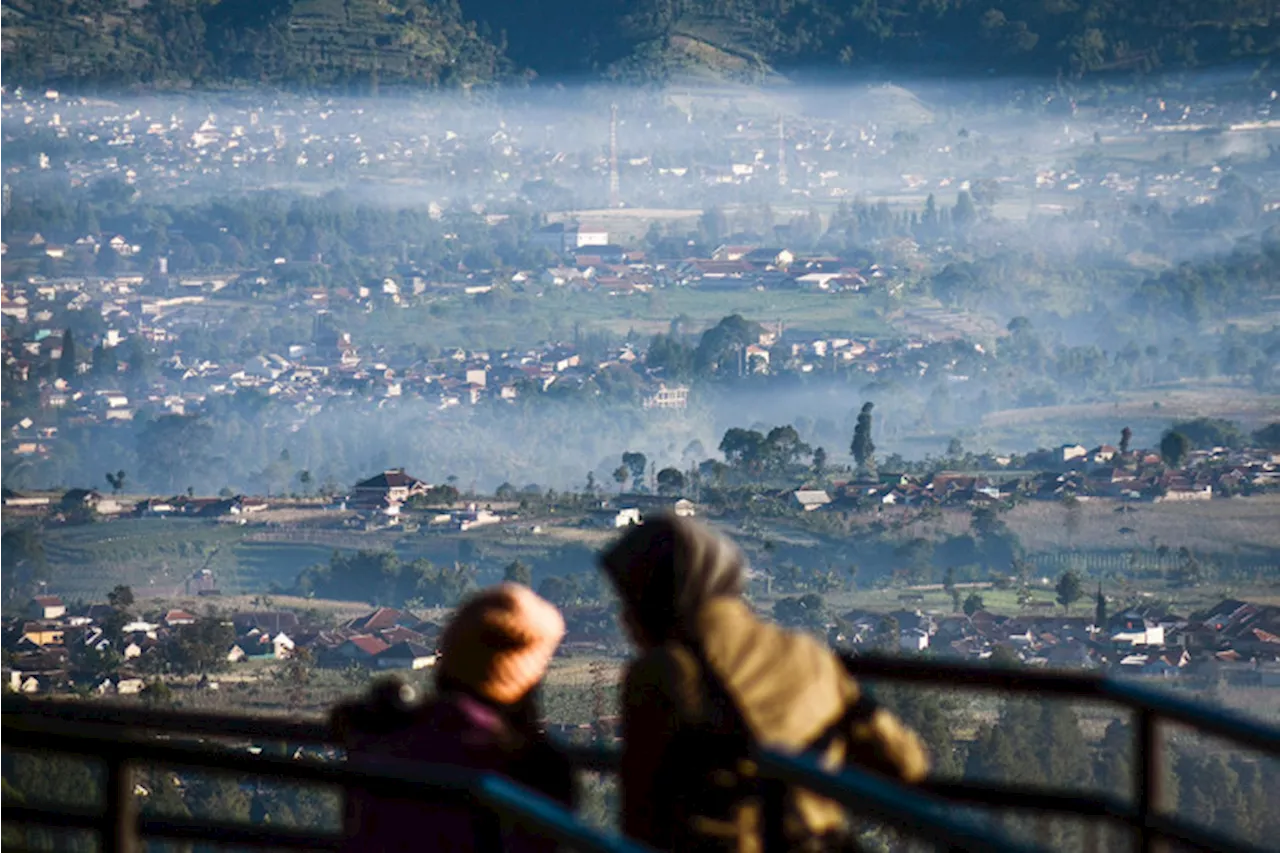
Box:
[0, 0, 503, 88]
[2, 0, 1277, 88]
[463, 0, 1279, 83]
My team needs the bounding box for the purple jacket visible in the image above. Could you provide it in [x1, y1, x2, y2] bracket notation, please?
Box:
[341, 692, 575, 853]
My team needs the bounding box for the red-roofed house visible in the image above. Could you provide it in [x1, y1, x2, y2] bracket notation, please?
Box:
[328, 635, 390, 666]
[343, 607, 415, 634]
[163, 609, 198, 627]
[351, 469, 430, 506]
[375, 641, 438, 670]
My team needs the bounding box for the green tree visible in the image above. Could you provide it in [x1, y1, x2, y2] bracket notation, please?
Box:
[953, 190, 977, 230]
[621, 451, 647, 491]
[105, 470, 127, 494]
[762, 425, 811, 474]
[1119, 426, 1133, 455]
[107, 584, 135, 611]
[170, 618, 235, 675]
[57, 328, 77, 382]
[503, 559, 533, 586]
[1159, 430, 1191, 467]
[850, 402, 876, 475]
[773, 593, 827, 632]
[655, 467, 686, 496]
[693, 314, 763, 376]
[811, 446, 828, 478]
[963, 592, 985, 616]
[719, 428, 766, 472]
[1170, 417, 1246, 450]
[1055, 570, 1084, 614]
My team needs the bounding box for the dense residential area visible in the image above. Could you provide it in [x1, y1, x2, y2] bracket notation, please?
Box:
[7, 580, 1279, 698]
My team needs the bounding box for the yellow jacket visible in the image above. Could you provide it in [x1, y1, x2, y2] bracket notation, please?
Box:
[620, 597, 930, 852]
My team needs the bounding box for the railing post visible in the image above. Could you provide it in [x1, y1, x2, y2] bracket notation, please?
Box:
[1134, 710, 1162, 853]
[104, 757, 136, 853]
[1082, 818, 1099, 853]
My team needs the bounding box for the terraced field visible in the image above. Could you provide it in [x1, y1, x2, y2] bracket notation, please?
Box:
[42, 518, 250, 600]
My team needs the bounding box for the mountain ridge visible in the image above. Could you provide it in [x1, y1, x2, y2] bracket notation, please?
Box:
[2, 0, 1277, 90]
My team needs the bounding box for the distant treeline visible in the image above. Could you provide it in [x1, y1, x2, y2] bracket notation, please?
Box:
[2, 0, 1276, 88]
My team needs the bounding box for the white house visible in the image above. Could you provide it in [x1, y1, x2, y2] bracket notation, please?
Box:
[613, 507, 643, 527]
[899, 628, 930, 652]
[1109, 614, 1165, 647]
[531, 223, 609, 255]
[792, 490, 832, 511]
[272, 633, 296, 659]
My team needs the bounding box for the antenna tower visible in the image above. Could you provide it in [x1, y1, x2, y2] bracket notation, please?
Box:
[777, 115, 787, 188]
[609, 103, 621, 208]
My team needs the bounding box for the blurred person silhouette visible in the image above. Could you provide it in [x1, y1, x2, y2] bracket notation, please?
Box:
[601, 515, 930, 853]
[331, 583, 573, 852]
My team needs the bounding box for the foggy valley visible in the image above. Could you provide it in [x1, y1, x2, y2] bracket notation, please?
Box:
[5, 2, 1280, 848]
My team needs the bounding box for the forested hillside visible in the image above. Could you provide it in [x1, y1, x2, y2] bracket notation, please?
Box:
[469, 0, 1279, 83]
[0, 0, 504, 89]
[1, 0, 1278, 88]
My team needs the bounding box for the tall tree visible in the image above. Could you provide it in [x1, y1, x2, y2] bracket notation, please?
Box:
[953, 190, 977, 230]
[621, 451, 647, 491]
[811, 446, 827, 478]
[1055, 570, 1084, 614]
[851, 402, 876, 475]
[58, 329, 77, 382]
[1119, 426, 1133, 455]
[1094, 583, 1107, 629]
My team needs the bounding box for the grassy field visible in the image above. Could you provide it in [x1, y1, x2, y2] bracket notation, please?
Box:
[38, 518, 251, 600]
[969, 379, 1280, 456]
[1003, 494, 1280, 558]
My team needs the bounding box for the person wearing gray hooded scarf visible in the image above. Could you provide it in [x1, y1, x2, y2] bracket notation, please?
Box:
[601, 515, 929, 853]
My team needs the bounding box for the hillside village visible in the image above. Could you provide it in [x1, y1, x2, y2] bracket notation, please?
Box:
[7, 581, 1280, 699]
[5, 431, 1280, 697]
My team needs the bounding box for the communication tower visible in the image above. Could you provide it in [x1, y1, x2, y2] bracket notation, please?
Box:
[608, 103, 621, 208]
[777, 115, 788, 189]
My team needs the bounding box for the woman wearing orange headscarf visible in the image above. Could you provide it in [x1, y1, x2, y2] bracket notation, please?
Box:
[333, 583, 572, 853]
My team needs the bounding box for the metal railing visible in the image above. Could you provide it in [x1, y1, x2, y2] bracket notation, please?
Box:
[833, 654, 1280, 853]
[560, 653, 1280, 853]
[5, 655, 1278, 853]
[4, 690, 1037, 853]
[2, 701, 652, 853]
